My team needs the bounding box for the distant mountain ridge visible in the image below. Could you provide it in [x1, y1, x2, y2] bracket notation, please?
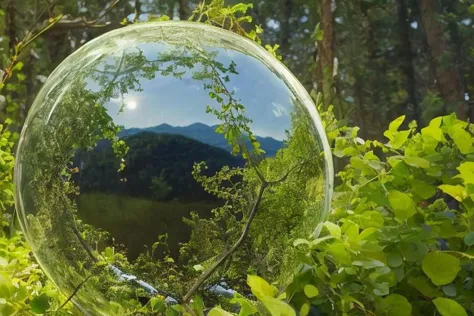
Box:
[119, 122, 283, 157]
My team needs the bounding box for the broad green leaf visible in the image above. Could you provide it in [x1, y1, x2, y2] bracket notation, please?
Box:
[457, 162, 474, 185]
[260, 296, 296, 316]
[407, 276, 442, 298]
[208, 307, 235, 316]
[293, 239, 310, 247]
[399, 241, 428, 261]
[433, 297, 467, 316]
[422, 118, 444, 142]
[376, 294, 412, 316]
[450, 126, 472, 154]
[30, 294, 50, 314]
[149, 297, 166, 313]
[464, 232, 474, 246]
[324, 221, 341, 239]
[388, 115, 405, 131]
[303, 284, 319, 298]
[247, 275, 278, 300]
[352, 259, 384, 269]
[300, 303, 310, 316]
[403, 156, 430, 168]
[327, 242, 351, 265]
[422, 252, 460, 286]
[438, 184, 465, 202]
[391, 130, 411, 149]
[358, 211, 384, 229]
[193, 264, 204, 271]
[230, 294, 258, 316]
[409, 179, 436, 199]
[357, 227, 378, 241]
[388, 190, 417, 220]
[442, 284, 457, 297]
[387, 249, 402, 268]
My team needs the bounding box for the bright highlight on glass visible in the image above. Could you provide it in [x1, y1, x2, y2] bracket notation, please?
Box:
[15, 21, 333, 314]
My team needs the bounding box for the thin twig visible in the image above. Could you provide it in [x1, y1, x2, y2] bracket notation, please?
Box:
[55, 275, 93, 312]
[183, 183, 267, 302]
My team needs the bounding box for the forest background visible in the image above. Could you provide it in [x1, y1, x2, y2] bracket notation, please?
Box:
[1, 0, 474, 315]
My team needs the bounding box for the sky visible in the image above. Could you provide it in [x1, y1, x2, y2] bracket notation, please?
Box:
[84, 40, 297, 140]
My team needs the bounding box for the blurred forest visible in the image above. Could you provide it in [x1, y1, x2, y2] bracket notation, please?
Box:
[2, 1, 474, 315]
[1, 0, 474, 139]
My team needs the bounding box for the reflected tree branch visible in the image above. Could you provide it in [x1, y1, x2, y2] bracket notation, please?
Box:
[183, 182, 267, 303]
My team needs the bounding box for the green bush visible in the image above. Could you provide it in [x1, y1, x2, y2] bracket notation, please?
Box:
[203, 110, 474, 316]
[2, 108, 474, 315]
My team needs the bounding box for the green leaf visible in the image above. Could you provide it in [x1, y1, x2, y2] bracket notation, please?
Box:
[150, 297, 166, 313]
[312, 23, 324, 41]
[399, 241, 428, 261]
[260, 296, 296, 316]
[303, 284, 319, 298]
[438, 184, 465, 202]
[391, 130, 411, 149]
[433, 297, 467, 316]
[327, 242, 351, 265]
[376, 294, 412, 316]
[457, 161, 474, 185]
[323, 221, 341, 239]
[247, 275, 278, 300]
[464, 232, 474, 246]
[422, 252, 460, 286]
[30, 294, 50, 314]
[387, 249, 402, 268]
[389, 115, 405, 131]
[300, 303, 310, 316]
[208, 307, 234, 316]
[450, 126, 472, 154]
[230, 294, 258, 316]
[193, 264, 204, 271]
[407, 276, 442, 298]
[409, 179, 436, 199]
[388, 190, 417, 220]
[293, 239, 310, 247]
[422, 117, 444, 142]
[403, 156, 430, 168]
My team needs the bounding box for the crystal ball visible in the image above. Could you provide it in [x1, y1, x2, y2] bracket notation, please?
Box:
[15, 21, 333, 314]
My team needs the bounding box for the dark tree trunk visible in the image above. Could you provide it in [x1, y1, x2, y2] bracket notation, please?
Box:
[279, 0, 293, 58]
[178, 0, 189, 20]
[6, 0, 16, 53]
[398, 0, 420, 123]
[315, 0, 335, 110]
[419, 0, 470, 120]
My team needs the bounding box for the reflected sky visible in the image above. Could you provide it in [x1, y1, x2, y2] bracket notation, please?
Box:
[85, 42, 293, 140]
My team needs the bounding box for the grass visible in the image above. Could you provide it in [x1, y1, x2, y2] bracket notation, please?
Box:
[77, 192, 220, 260]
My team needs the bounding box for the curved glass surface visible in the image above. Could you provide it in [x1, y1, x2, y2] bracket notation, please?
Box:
[15, 21, 333, 314]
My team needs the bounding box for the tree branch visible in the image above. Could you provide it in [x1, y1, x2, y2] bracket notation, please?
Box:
[182, 183, 267, 303]
[52, 0, 121, 30]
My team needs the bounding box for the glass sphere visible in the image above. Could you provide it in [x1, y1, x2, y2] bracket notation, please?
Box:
[15, 21, 333, 314]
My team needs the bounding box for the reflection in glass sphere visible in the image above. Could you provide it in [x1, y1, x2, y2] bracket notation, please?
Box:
[15, 21, 333, 314]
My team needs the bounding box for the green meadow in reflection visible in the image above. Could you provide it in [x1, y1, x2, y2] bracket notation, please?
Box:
[15, 22, 332, 314]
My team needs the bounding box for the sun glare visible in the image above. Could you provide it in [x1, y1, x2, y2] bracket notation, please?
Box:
[126, 100, 137, 110]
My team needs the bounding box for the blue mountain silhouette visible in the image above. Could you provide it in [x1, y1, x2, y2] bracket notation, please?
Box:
[119, 122, 283, 156]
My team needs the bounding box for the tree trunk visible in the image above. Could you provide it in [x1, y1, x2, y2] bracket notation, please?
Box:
[6, 0, 16, 53]
[419, 0, 470, 120]
[178, 0, 189, 20]
[315, 0, 335, 110]
[398, 0, 420, 123]
[279, 0, 293, 58]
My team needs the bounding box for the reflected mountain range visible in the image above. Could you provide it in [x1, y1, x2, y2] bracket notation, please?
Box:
[119, 122, 284, 157]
